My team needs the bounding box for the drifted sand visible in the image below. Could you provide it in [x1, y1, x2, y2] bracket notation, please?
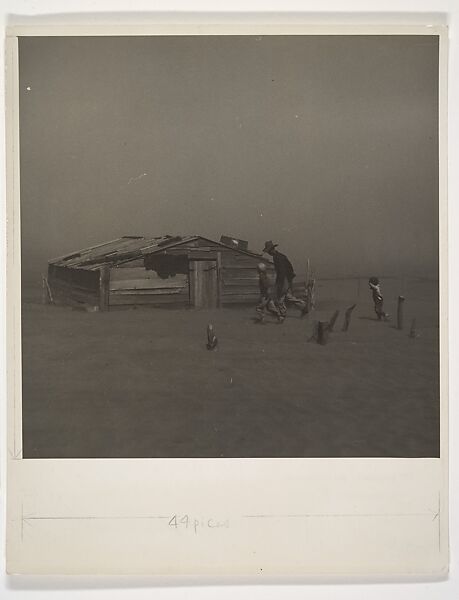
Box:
[21, 277, 439, 458]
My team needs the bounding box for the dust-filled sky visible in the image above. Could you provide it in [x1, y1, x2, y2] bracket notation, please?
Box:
[18, 35, 439, 282]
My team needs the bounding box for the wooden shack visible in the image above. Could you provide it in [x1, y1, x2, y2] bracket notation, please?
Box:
[47, 234, 281, 311]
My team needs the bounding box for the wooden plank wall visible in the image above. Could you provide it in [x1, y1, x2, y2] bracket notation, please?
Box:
[109, 267, 189, 307]
[47, 265, 100, 308]
[124, 238, 303, 307]
[113, 240, 267, 307]
[99, 266, 110, 311]
[48, 239, 306, 310]
[220, 251, 262, 304]
[159, 240, 267, 305]
[219, 250, 305, 305]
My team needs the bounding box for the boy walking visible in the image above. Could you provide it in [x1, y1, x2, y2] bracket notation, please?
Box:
[255, 263, 284, 323]
[368, 276, 389, 321]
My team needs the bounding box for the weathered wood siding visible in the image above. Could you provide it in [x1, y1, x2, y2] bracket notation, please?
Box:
[48, 237, 305, 310]
[109, 267, 189, 308]
[220, 251, 263, 304]
[219, 250, 305, 304]
[164, 241, 268, 305]
[189, 260, 218, 308]
[141, 240, 305, 306]
[47, 265, 100, 307]
[141, 238, 268, 306]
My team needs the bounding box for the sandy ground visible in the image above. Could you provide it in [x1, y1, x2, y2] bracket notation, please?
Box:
[21, 277, 439, 458]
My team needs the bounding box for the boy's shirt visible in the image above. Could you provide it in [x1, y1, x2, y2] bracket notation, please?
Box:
[369, 282, 383, 302]
[259, 272, 272, 297]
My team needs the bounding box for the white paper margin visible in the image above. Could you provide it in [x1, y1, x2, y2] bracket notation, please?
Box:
[5, 21, 449, 578]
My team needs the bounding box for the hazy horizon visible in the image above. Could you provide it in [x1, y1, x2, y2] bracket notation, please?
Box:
[19, 35, 439, 283]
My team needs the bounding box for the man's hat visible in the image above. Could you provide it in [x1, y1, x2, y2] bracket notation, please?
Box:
[262, 240, 278, 253]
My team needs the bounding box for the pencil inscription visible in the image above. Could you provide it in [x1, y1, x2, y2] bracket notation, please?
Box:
[168, 514, 230, 534]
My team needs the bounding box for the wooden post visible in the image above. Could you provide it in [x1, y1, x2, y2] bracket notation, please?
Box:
[328, 309, 340, 332]
[206, 323, 218, 350]
[44, 277, 54, 304]
[41, 275, 47, 304]
[304, 282, 311, 314]
[216, 252, 222, 308]
[409, 318, 417, 338]
[317, 321, 329, 345]
[308, 321, 319, 343]
[342, 303, 357, 332]
[304, 258, 310, 305]
[305, 278, 316, 312]
[99, 266, 110, 312]
[397, 296, 405, 330]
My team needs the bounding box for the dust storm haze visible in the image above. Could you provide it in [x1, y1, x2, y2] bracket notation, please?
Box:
[18, 35, 439, 283]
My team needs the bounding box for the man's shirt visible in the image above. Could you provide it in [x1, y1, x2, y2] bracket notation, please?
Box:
[272, 251, 295, 283]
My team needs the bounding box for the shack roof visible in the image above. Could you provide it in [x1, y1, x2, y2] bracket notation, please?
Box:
[49, 235, 266, 270]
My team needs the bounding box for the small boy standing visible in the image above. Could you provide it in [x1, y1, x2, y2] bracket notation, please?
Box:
[256, 263, 284, 323]
[368, 276, 389, 321]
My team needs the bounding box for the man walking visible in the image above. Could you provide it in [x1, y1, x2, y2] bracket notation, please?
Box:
[262, 241, 308, 317]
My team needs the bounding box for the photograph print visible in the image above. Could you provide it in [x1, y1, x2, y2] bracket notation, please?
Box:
[18, 33, 440, 459]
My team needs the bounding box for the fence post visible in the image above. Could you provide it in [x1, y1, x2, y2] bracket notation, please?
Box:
[42, 275, 47, 304]
[342, 304, 357, 332]
[216, 252, 222, 308]
[42, 276, 54, 304]
[317, 321, 329, 345]
[328, 310, 340, 332]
